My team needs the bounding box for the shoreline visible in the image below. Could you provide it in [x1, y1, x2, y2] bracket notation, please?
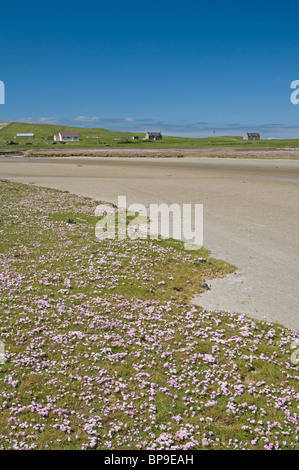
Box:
[2, 146, 299, 159]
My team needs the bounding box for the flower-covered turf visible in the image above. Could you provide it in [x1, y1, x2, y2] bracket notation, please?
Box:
[0, 180, 298, 450]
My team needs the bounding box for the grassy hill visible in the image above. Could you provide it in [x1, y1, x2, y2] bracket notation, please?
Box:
[0, 122, 138, 148]
[0, 122, 9, 131]
[1, 121, 299, 149]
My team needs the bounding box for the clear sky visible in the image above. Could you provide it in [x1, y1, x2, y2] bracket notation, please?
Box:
[1, 0, 299, 138]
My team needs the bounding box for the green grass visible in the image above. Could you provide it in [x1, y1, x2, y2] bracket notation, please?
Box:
[0, 123, 9, 131]
[1, 121, 299, 151]
[0, 180, 298, 450]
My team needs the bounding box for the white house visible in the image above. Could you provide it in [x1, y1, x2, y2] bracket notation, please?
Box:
[16, 133, 34, 139]
[54, 132, 80, 142]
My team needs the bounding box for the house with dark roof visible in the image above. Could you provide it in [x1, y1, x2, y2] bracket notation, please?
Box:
[145, 131, 162, 141]
[243, 132, 260, 141]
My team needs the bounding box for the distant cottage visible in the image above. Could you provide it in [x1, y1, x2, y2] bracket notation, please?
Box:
[16, 133, 34, 139]
[145, 131, 162, 141]
[243, 132, 260, 141]
[54, 132, 79, 142]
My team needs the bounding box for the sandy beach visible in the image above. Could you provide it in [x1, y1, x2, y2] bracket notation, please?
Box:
[1, 155, 299, 330]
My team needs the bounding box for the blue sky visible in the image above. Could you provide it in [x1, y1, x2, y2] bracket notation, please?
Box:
[1, 0, 299, 138]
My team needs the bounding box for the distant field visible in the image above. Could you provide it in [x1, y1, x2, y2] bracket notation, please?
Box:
[1, 122, 299, 150]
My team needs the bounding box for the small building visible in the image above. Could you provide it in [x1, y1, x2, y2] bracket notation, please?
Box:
[243, 132, 260, 141]
[54, 132, 79, 142]
[16, 133, 34, 139]
[145, 131, 162, 141]
[131, 136, 139, 140]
